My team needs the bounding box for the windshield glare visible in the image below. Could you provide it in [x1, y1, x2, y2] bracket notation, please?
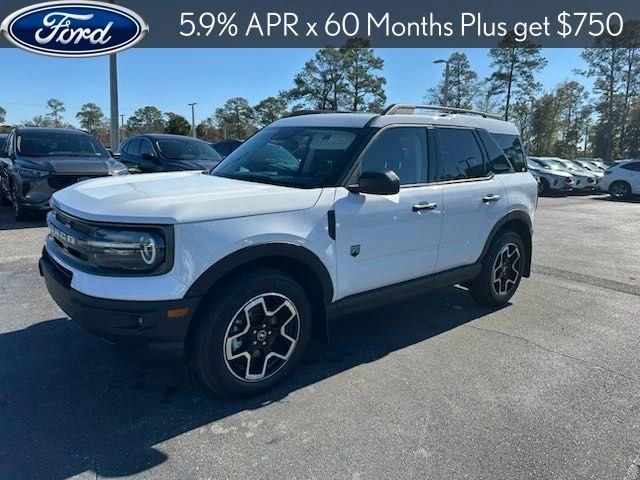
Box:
[212, 126, 366, 188]
[17, 131, 109, 158]
[156, 139, 222, 162]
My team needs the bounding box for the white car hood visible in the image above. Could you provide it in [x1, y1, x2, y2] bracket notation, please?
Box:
[51, 171, 323, 224]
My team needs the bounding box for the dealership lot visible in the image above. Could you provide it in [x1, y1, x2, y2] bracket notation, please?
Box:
[0, 194, 639, 479]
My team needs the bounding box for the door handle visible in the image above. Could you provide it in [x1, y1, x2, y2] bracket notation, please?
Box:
[412, 202, 438, 212]
[482, 194, 501, 203]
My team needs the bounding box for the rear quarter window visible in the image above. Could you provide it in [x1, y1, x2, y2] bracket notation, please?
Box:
[491, 133, 527, 172]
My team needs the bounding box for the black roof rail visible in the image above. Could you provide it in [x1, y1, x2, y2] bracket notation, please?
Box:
[382, 104, 502, 120]
[285, 109, 363, 117]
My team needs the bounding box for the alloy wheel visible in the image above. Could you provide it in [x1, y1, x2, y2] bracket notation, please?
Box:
[223, 293, 300, 382]
[491, 243, 521, 296]
[610, 182, 630, 199]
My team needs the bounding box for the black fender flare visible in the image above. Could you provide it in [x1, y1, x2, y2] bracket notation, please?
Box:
[478, 210, 533, 277]
[184, 243, 334, 303]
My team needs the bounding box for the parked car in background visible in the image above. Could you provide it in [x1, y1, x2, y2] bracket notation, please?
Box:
[576, 158, 608, 171]
[0, 133, 7, 153]
[555, 158, 601, 191]
[532, 157, 597, 192]
[599, 159, 640, 199]
[210, 139, 242, 158]
[527, 157, 574, 195]
[120, 134, 222, 173]
[574, 160, 605, 173]
[0, 128, 128, 220]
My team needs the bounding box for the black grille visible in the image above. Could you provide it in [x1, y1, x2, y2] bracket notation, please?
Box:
[43, 248, 73, 287]
[48, 174, 102, 190]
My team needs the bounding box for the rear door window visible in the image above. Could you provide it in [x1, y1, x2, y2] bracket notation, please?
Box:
[436, 128, 486, 181]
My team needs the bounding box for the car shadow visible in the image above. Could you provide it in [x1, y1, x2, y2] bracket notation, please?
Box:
[591, 195, 640, 204]
[0, 286, 506, 479]
[0, 205, 47, 230]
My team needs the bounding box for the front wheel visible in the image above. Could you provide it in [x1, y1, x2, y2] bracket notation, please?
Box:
[189, 269, 312, 397]
[10, 183, 29, 221]
[468, 231, 525, 306]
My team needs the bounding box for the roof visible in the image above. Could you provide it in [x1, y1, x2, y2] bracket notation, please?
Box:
[270, 111, 519, 135]
[272, 113, 377, 128]
[133, 133, 208, 142]
[14, 127, 89, 135]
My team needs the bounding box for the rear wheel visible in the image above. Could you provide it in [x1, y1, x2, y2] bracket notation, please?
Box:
[469, 231, 525, 306]
[190, 269, 312, 397]
[609, 181, 631, 200]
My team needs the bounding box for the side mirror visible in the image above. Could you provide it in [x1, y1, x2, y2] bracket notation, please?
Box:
[141, 153, 159, 162]
[492, 162, 512, 174]
[350, 169, 400, 195]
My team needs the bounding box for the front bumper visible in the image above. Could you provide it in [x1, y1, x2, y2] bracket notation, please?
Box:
[39, 250, 201, 346]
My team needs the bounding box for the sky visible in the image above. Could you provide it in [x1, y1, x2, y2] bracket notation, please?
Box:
[0, 48, 591, 126]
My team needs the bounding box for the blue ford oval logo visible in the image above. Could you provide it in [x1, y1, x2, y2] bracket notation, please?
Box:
[1, 1, 148, 57]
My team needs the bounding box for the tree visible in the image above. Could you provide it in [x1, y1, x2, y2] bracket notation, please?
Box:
[46, 98, 66, 127]
[76, 103, 105, 135]
[579, 41, 627, 161]
[215, 97, 256, 139]
[289, 47, 346, 110]
[0, 106, 6, 124]
[254, 95, 288, 128]
[340, 38, 386, 112]
[427, 52, 478, 109]
[164, 113, 191, 135]
[196, 116, 223, 141]
[486, 33, 547, 121]
[23, 115, 54, 127]
[126, 106, 165, 134]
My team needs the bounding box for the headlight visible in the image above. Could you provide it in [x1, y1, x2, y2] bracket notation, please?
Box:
[15, 166, 49, 177]
[86, 229, 166, 272]
[110, 167, 129, 176]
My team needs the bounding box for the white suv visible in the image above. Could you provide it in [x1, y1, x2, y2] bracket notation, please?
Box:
[599, 159, 640, 199]
[40, 105, 537, 397]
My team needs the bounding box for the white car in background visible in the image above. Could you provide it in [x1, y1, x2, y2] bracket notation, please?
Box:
[536, 157, 598, 192]
[599, 159, 640, 199]
[527, 157, 574, 195]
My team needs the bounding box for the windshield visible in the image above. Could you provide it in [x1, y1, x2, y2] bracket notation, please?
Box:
[156, 139, 222, 162]
[567, 161, 587, 172]
[17, 131, 109, 158]
[539, 159, 566, 170]
[212, 126, 369, 188]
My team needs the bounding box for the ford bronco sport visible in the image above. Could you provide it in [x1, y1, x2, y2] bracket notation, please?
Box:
[40, 105, 537, 397]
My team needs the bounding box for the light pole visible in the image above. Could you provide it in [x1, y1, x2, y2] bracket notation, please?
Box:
[188, 102, 197, 138]
[433, 58, 450, 107]
[108, 0, 119, 153]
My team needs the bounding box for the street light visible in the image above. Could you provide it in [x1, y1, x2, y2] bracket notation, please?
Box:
[188, 102, 197, 138]
[108, 0, 119, 153]
[433, 59, 450, 107]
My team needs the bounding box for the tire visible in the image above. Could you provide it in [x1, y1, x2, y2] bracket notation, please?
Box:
[609, 181, 632, 200]
[189, 269, 312, 397]
[10, 182, 29, 221]
[539, 178, 549, 196]
[468, 231, 526, 307]
[0, 179, 8, 206]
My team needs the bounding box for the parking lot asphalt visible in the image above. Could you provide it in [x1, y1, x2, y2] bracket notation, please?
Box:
[0, 194, 639, 480]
